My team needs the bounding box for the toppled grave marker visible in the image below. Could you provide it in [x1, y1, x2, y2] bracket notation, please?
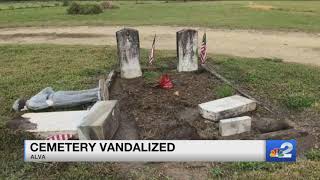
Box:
[219, 116, 251, 136]
[176, 29, 198, 72]
[78, 100, 120, 140]
[198, 95, 257, 121]
[116, 28, 142, 79]
[22, 110, 88, 138]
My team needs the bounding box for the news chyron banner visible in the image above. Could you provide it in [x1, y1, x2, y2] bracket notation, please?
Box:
[24, 140, 296, 162]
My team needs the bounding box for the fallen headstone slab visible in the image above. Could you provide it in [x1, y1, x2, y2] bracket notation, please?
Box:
[253, 118, 294, 133]
[78, 100, 120, 140]
[21, 110, 88, 138]
[256, 129, 308, 140]
[219, 116, 251, 136]
[198, 95, 256, 121]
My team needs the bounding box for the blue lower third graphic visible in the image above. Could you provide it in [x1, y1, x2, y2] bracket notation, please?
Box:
[266, 140, 296, 162]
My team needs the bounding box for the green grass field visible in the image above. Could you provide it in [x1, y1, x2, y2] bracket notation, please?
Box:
[0, 44, 320, 178]
[0, 1, 320, 31]
[1, 0, 320, 178]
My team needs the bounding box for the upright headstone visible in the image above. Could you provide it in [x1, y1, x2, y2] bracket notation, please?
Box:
[116, 28, 142, 79]
[176, 29, 198, 72]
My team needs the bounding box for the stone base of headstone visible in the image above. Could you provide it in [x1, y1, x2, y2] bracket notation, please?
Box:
[176, 29, 198, 72]
[78, 100, 120, 140]
[116, 28, 142, 79]
[219, 116, 251, 136]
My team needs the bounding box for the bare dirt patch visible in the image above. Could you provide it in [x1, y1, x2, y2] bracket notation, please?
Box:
[0, 26, 320, 66]
[110, 69, 220, 140]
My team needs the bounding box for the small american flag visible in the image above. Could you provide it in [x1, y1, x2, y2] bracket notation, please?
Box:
[47, 133, 74, 140]
[200, 32, 207, 64]
[148, 34, 156, 64]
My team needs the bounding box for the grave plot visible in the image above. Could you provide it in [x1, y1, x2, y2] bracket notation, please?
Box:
[109, 67, 305, 141]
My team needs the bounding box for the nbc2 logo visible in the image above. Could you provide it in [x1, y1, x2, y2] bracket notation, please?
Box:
[266, 140, 296, 162]
[269, 142, 293, 158]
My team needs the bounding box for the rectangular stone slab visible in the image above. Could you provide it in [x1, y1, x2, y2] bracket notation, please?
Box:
[78, 100, 120, 140]
[198, 95, 256, 121]
[219, 116, 251, 136]
[23, 110, 88, 137]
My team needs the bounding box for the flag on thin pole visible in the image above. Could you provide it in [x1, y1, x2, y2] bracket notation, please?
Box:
[149, 34, 156, 65]
[200, 32, 207, 64]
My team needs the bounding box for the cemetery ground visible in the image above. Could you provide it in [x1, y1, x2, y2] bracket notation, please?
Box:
[1, 0, 320, 179]
[1, 44, 320, 178]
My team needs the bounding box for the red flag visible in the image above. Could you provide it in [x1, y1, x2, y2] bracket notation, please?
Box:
[159, 74, 173, 89]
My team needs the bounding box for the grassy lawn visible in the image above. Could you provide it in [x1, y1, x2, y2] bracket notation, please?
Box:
[213, 56, 320, 111]
[0, 44, 320, 178]
[0, 1, 319, 31]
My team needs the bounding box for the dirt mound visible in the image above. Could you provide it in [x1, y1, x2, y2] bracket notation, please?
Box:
[110, 70, 220, 139]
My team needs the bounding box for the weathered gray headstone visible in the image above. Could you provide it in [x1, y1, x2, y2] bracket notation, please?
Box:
[219, 116, 251, 136]
[176, 29, 198, 72]
[78, 100, 120, 140]
[116, 28, 142, 79]
[199, 95, 257, 121]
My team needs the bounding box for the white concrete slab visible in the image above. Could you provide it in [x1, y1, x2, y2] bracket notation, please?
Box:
[22, 110, 88, 137]
[219, 116, 251, 136]
[198, 95, 256, 121]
